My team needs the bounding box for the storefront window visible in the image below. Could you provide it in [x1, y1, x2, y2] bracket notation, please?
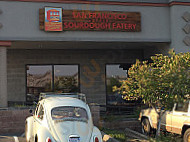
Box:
[26, 65, 52, 104]
[106, 64, 128, 105]
[54, 65, 79, 93]
[26, 65, 79, 104]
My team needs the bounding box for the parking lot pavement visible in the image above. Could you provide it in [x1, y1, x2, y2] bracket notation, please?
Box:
[17, 136, 25, 142]
[0, 136, 25, 142]
[0, 136, 14, 142]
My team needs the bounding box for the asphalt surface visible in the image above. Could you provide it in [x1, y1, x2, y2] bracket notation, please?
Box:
[0, 136, 25, 142]
[0, 135, 147, 142]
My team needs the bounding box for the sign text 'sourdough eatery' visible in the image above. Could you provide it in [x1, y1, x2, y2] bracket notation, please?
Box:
[40, 7, 141, 32]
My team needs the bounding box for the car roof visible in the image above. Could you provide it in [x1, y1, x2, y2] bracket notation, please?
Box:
[41, 96, 89, 110]
[39, 92, 86, 103]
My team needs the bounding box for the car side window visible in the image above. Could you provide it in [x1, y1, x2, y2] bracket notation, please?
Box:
[35, 103, 40, 116]
[175, 102, 189, 112]
[37, 105, 44, 120]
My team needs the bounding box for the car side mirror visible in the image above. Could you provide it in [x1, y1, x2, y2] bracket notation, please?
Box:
[33, 101, 37, 105]
[29, 109, 33, 114]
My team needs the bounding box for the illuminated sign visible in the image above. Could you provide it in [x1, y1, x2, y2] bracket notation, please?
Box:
[45, 7, 62, 31]
[40, 8, 141, 32]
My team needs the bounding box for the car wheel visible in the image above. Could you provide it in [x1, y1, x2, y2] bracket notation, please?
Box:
[141, 118, 151, 135]
[183, 128, 190, 142]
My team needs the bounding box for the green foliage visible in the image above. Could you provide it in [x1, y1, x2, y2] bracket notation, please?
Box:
[149, 132, 182, 142]
[102, 128, 126, 142]
[54, 76, 78, 92]
[114, 50, 190, 110]
[107, 77, 121, 94]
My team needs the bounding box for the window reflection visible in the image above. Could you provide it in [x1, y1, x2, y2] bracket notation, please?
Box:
[27, 65, 52, 104]
[106, 64, 128, 105]
[51, 106, 88, 122]
[54, 65, 79, 93]
[26, 65, 79, 105]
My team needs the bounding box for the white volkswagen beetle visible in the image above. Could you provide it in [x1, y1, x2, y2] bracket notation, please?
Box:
[25, 93, 102, 142]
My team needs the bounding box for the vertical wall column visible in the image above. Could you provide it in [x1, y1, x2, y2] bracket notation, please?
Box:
[0, 47, 7, 107]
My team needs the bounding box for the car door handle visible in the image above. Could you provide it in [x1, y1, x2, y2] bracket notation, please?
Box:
[182, 114, 187, 116]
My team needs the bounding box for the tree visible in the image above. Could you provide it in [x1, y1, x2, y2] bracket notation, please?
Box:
[107, 77, 121, 95]
[114, 50, 190, 136]
[54, 76, 79, 92]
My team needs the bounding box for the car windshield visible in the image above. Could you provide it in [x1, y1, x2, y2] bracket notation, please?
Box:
[51, 106, 88, 122]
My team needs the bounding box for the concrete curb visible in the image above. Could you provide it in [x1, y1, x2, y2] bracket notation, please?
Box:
[125, 128, 148, 140]
[21, 133, 25, 137]
[101, 131, 120, 142]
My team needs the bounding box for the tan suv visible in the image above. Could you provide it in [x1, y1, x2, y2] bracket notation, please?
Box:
[139, 101, 190, 142]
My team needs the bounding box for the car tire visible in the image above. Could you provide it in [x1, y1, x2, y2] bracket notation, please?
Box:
[183, 128, 190, 142]
[141, 118, 151, 135]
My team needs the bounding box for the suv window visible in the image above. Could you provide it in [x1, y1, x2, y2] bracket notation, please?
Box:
[175, 101, 189, 112]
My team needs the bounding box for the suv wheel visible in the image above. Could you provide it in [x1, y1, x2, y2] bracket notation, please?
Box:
[141, 118, 151, 135]
[183, 128, 190, 142]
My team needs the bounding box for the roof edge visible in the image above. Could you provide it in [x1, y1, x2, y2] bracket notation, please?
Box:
[1, 0, 190, 6]
[0, 0, 168, 7]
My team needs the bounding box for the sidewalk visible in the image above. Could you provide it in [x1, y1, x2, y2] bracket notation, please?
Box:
[0, 135, 25, 142]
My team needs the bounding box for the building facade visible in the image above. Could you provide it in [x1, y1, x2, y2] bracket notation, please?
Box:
[0, 0, 190, 107]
